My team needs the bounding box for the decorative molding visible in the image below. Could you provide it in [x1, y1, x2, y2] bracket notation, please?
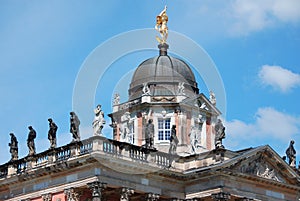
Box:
[152, 96, 175, 102]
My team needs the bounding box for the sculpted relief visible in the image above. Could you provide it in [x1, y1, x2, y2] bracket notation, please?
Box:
[238, 156, 284, 183]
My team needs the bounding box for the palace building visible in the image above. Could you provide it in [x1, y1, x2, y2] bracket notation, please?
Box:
[0, 6, 299, 201]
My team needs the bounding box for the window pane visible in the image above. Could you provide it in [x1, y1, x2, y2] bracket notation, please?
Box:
[158, 131, 164, 140]
[158, 120, 164, 129]
[165, 131, 171, 140]
[165, 119, 170, 129]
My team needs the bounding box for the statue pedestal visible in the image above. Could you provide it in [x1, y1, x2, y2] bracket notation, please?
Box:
[142, 95, 151, 103]
[8, 165, 16, 175]
[113, 105, 119, 112]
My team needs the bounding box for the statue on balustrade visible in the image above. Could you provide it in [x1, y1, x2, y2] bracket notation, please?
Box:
[169, 125, 179, 154]
[48, 118, 58, 149]
[27, 126, 36, 156]
[145, 119, 154, 149]
[214, 119, 225, 149]
[70, 112, 80, 142]
[286, 140, 296, 167]
[92, 104, 106, 136]
[9, 133, 18, 161]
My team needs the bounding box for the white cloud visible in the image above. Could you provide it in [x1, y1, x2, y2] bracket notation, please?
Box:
[258, 65, 300, 92]
[177, 0, 300, 37]
[229, 0, 300, 35]
[225, 107, 300, 145]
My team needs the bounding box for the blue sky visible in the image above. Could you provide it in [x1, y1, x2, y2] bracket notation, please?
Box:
[0, 0, 300, 165]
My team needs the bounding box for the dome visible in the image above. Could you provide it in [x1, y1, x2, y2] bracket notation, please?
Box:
[129, 44, 199, 100]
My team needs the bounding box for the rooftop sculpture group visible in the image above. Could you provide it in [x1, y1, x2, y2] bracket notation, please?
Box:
[6, 111, 81, 161]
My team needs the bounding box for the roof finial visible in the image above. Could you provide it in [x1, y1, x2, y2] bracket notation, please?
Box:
[155, 5, 168, 44]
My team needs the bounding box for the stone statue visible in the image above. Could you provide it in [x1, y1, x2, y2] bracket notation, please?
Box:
[70, 112, 80, 141]
[27, 126, 36, 156]
[177, 82, 185, 95]
[214, 119, 225, 149]
[92, 104, 106, 136]
[113, 93, 120, 105]
[286, 140, 296, 167]
[209, 90, 216, 106]
[155, 5, 168, 44]
[142, 83, 151, 96]
[145, 119, 154, 149]
[169, 125, 179, 154]
[9, 133, 18, 161]
[189, 126, 200, 154]
[48, 118, 58, 149]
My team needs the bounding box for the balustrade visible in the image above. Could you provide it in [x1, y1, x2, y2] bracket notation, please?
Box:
[0, 136, 174, 179]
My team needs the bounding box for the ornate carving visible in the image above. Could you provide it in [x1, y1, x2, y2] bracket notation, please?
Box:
[177, 82, 185, 95]
[42, 193, 52, 201]
[209, 90, 216, 106]
[152, 96, 175, 102]
[113, 93, 120, 105]
[239, 156, 283, 183]
[142, 83, 151, 96]
[145, 193, 160, 201]
[211, 192, 231, 201]
[120, 187, 134, 201]
[64, 187, 80, 201]
[87, 181, 107, 201]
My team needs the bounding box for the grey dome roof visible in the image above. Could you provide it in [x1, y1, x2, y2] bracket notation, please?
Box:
[129, 46, 199, 100]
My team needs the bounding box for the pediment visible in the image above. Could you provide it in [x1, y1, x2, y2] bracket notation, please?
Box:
[181, 93, 221, 116]
[225, 146, 300, 185]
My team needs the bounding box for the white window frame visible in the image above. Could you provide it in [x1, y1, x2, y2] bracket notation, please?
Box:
[157, 118, 171, 142]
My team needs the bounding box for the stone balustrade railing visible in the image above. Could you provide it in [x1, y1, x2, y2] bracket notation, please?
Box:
[0, 136, 174, 179]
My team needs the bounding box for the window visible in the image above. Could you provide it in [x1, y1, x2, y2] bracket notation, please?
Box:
[158, 118, 171, 141]
[128, 123, 135, 144]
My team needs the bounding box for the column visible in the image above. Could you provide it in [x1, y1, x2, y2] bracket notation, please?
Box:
[145, 193, 160, 201]
[42, 193, 52, 201]
[87, 181, 107, 201]
[120, 187, 134, 201]
[211, 192, 231, 201]
[64, 187, 80, 201]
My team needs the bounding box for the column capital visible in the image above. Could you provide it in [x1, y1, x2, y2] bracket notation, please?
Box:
[211, 192, 231, 201]
[145, 193, 160, 201]
[87, 181, 107, 201]
[120, 187, 134, 201]
[64, 187, 80, 201]
[42, 193, 52, 201]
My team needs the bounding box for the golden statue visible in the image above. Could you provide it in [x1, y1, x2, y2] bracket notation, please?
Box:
[155, 6, 168, 44]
